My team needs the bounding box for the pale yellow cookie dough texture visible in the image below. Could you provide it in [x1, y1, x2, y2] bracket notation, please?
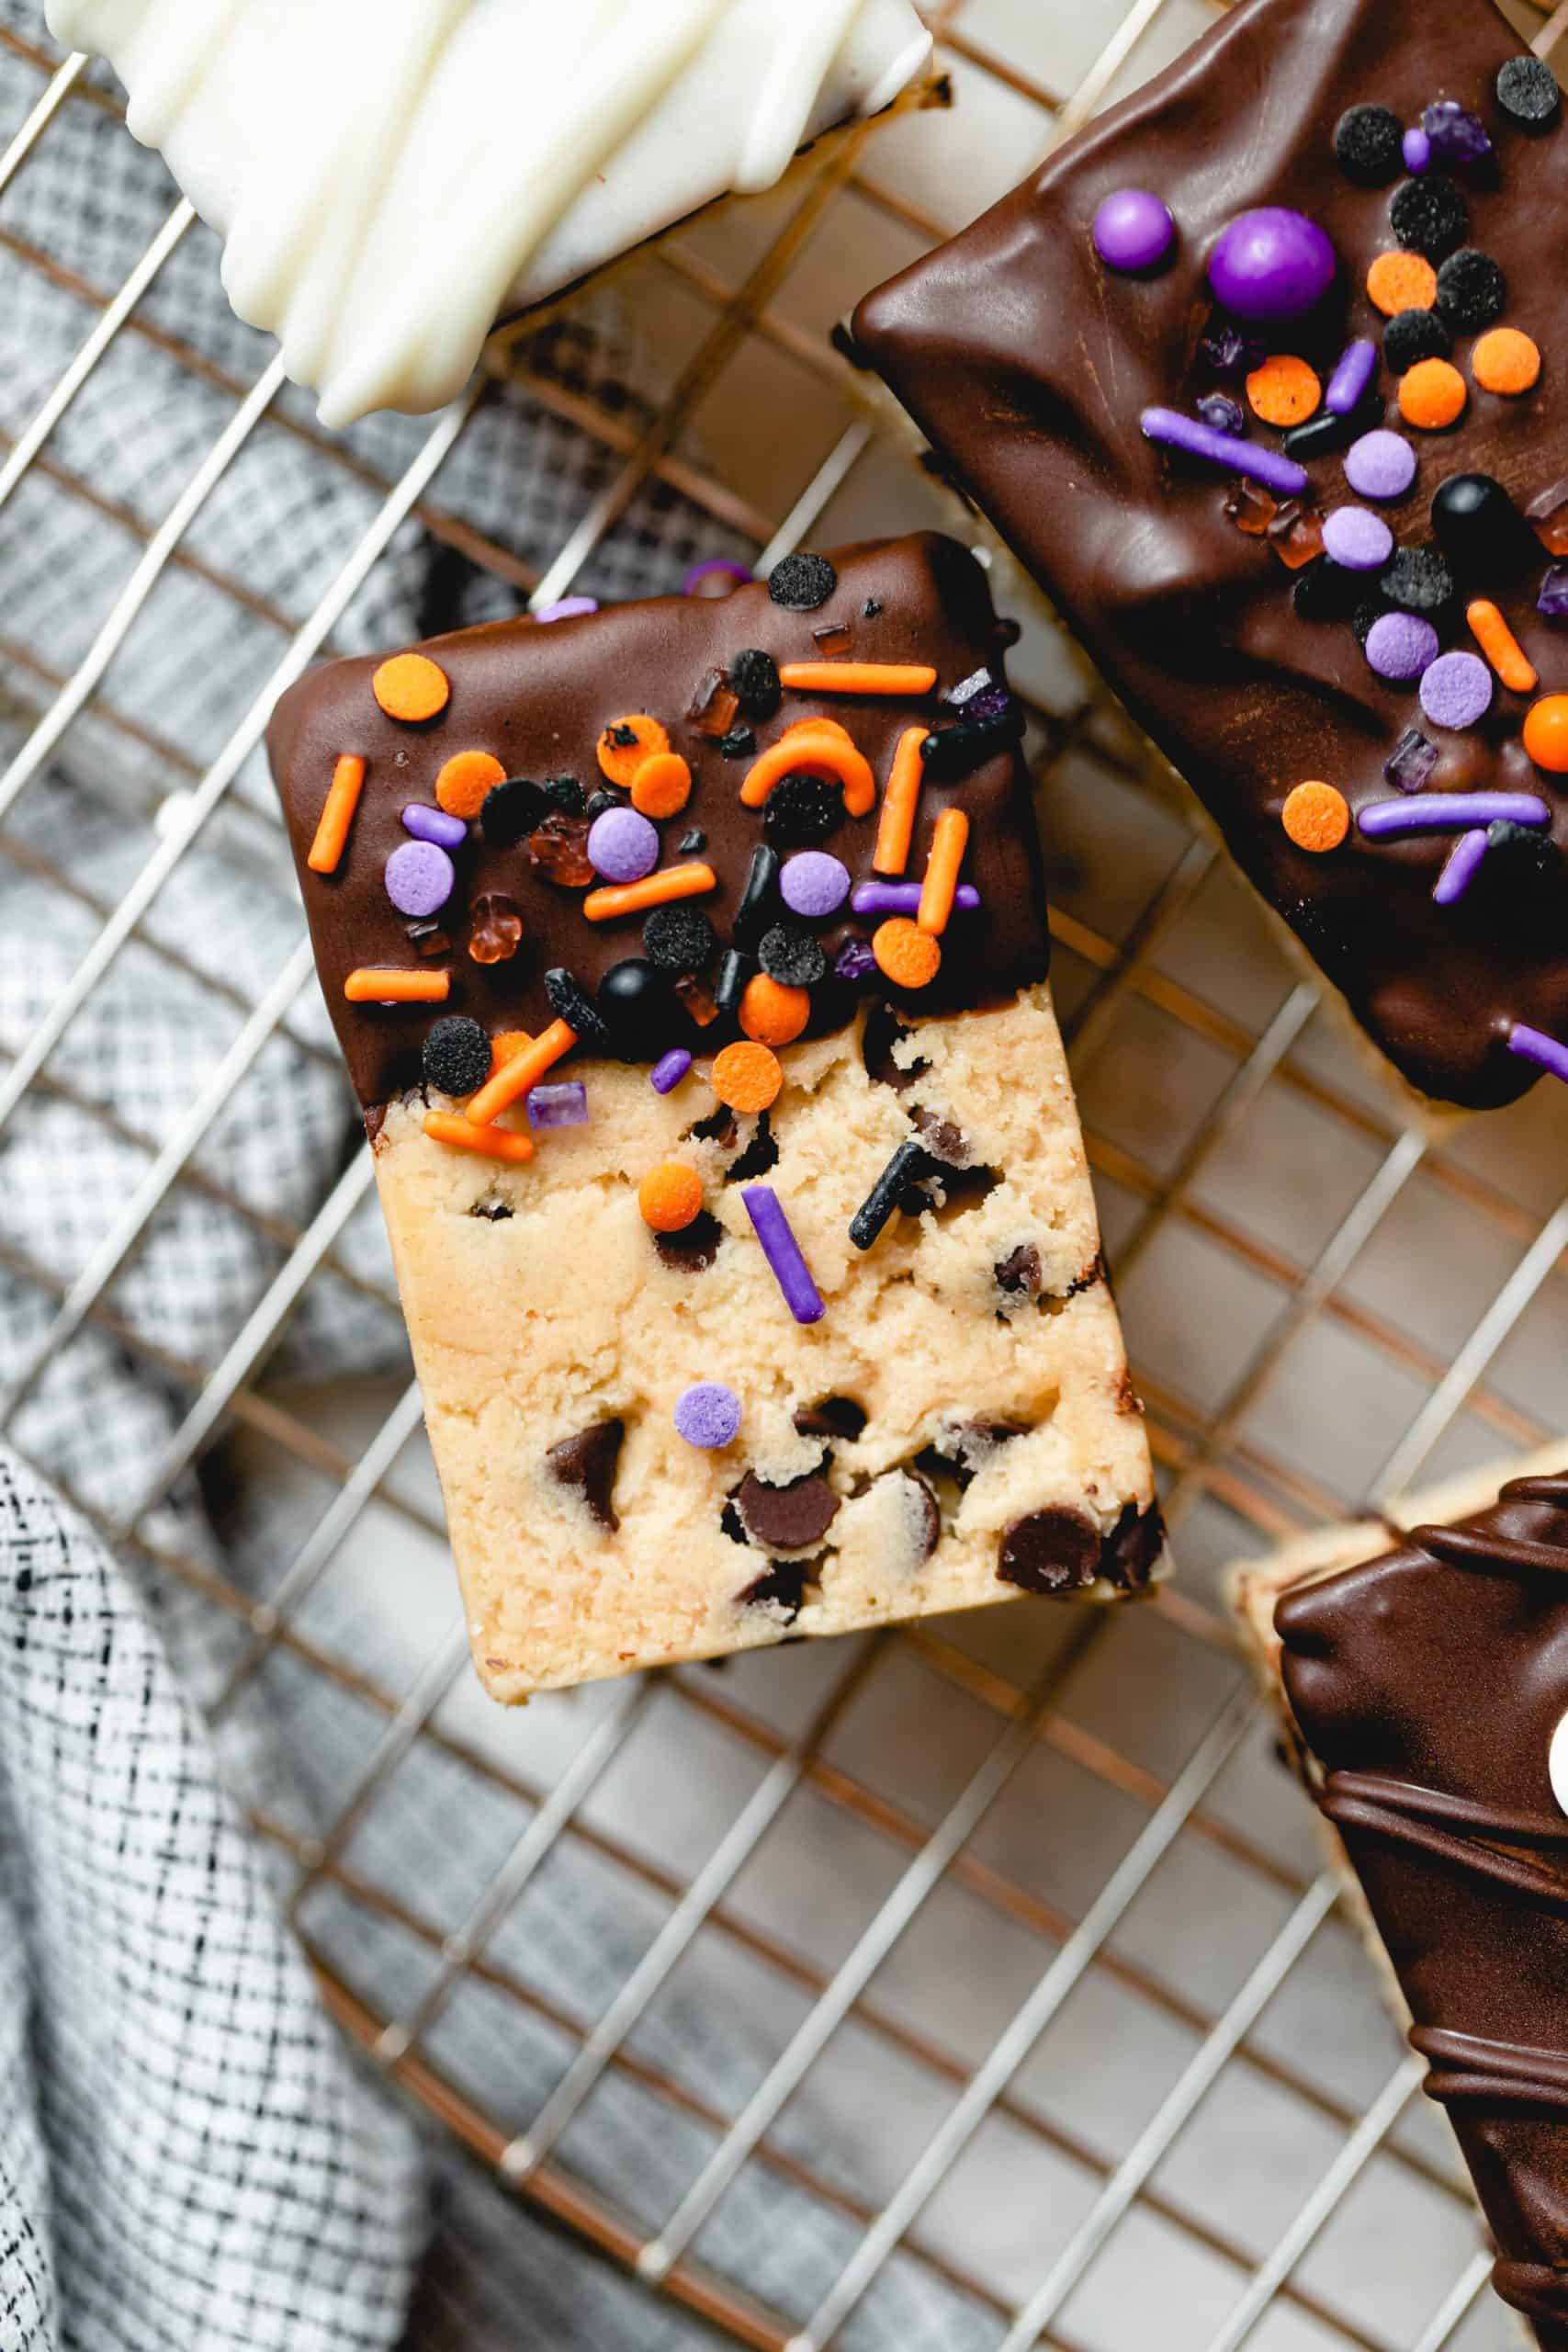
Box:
[376, 984, 1160, 1702]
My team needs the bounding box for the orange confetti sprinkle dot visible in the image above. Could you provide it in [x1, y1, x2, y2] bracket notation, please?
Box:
[423, 1113, 535, 1165]
[1472, 328, 1541, 397]
[1524, 695, 1568, 775]
[630, 751, 693, 820]
[1366, 251, 1438, 318]
[1399, 358, 1467, 431]
[307, 753, 366, 875]
[637, 1162, 705, 1234]
[739, 974, 811, 1047]
[373, 653, 449, 724]
[873, 917, 942, 990]
[490, 1030, 534, 1074]
[1280, 782, 1350, 854]
[711, 1042, 784, 1115]
[1246, 355, 1321, 429]
[1467, 600, 1538, 694]
[598, 714, 670, 788]
[434, 748, 506, 820]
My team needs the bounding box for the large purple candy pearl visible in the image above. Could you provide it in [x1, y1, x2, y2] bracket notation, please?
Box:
[385, 840, 455, 918]
[1208, 207, 1337, 323]
[587, 806, 659, 883]
[1093, 188, 1177, 273]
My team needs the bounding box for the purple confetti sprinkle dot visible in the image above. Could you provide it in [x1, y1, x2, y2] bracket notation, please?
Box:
[650, 1048, 693, 1096]
[536, 595, 598, 623]
[1325, 339, 1378, 417]
[1197, 393, 1246, 435]
[1141, 407, 1309, 498]
[1366, 612, 1440, 683]
[1384, 726, 1438, 791]
[526, 1081, 589, 1128]
[1403, 126, 1431, 175]
[674, 1383, 743, 1450]
[1345, 429, 1417, 503]
[1539, 566, 1568, 622]
[852, 880, 982, 918]
[781, 852, 852, 919]
[1419, 650, 1495, 731]
[1207, 206, 1337, 324]
[1359, 791, 1550, 838]
[587, 806, 660, 883]
[1323, 505, 1394, 571]
[835, 940, 878, 983]
[682, 559, 752, 599]
[384, 839, 455, 918]
[1092, 188, 1176, 273]
[1423, 98, 1493, 168]
[401, 802, 468, 850]
[1509, 1023, 1568, 1089]
[742, 1186, 825, 1327]
[1433, 828, 1491, 905]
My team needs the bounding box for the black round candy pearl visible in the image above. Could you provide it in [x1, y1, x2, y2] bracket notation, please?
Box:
[1334, 102, 1405, 187]
[1430, 473, 1532, 577]
[598, 958, 677, 1057]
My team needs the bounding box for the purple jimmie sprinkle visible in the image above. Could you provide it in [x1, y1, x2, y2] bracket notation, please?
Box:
[526, 1081, 589, 1128]
[536, 596, 599, 623]
[743, 1186, 825, 1326]
[682, 560, 752, 599]
[1508, 1023, 1568, 1089]
[1325, 339, 1378, 418]
[1359, 791, 1550, 837]
[1140, 407, 1310, 499]
[402, 803, 468, 850]
[650, 1048, 693, 1096]
[1433, 828, 1491, 904]
[852, 881, 982, 918]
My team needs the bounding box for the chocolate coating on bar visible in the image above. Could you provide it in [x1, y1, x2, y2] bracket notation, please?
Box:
[1278, 1471, 1568, 2345]
[268, 536, 1046, 1109]
[852, 0, 1568, 1109]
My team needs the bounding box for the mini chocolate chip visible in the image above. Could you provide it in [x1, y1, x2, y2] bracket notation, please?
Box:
[1390, 174, 1469, 262]
[763, 773, 845, 848]
[655, 1210, 724, 1272]
[921, 1420, 1026, 1492]
[863, 598, 883, 619]
[1100, 1500, 1165, 1590]
[767, 553, 838, 611]
[547, 1419, 625, 1532]
[468, 1196, 513, 1222]
[720, 727, 757, 760]
[729, 649, 783, 720]
[737, 1559, 812, 1620]
[995, 1243, 1043, 1299]
[900, 1471, 942, 1562]
[759, 923, 828, 989]
[481, 775, 550, 846]
[909, 1106, 969, 1166]
[725, 1112, 780, 1183]
[423, 1016, 491, 1100]
[862, 1003, 927, 1091]
[735, 1469, 840, 1550]
[794, 1396, 868, 1442]
[997, 1507, 1104, 1595]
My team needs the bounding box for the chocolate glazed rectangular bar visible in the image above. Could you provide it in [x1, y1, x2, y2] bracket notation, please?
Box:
[1258, 1472, 1568, 2349]
[852, 0, 1568, 1110]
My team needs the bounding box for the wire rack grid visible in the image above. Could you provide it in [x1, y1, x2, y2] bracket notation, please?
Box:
[2, 3, 1567, 2348]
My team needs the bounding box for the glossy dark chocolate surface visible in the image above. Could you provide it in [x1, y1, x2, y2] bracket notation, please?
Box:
[1280, 1472, 1568, 2345]
[267, 535, 1047, 1110]
[853, 0, 1568, 1108]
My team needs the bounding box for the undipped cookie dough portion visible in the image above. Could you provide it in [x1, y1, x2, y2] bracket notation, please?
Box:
[378, 988, 1159, 1701]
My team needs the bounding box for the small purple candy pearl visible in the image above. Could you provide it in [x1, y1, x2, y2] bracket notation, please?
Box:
[781, 851, 851, 919]
[1207, 207, 1337, 323]
[650, 1048, 693, 1096]
[1092, 187, 1177, 273]
[384, 839, 455, 918]
[1366, 612, 1440, 683]
[1419, 650, 1495, 731]
[1345, 429, 1417, 503]
[536, 595, 599, 624]
[1403, 125, 1432, 175]
[1323, 505, 1394, 571]
[587, 806, 659, 883]
[402, 802, 468, 850]
[674, 1382, 742, 1450]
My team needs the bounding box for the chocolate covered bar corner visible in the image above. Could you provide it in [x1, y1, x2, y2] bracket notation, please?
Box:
[1232, 1447, 1568, 2348]
[267, 536, 1161, 1702]
[853, 0, 1568, 1112]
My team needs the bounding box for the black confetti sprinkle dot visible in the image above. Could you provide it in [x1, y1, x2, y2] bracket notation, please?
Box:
[543, 775, 586, 817]
[720, 727, 757, 760]
[1497, 53, 1561, 130]
[1335, 102, 1405, 187]
[1390, 174, 1470, 262]
[480, 775, 549, 846]
[1293, 560, 1364, 623]
[729, 649, 783, 720]
[1383, 307, 1453, 373]
[643, 903, 717, 973]
[422, 1016, 491, 1100]
[544, 967, 613, 1052]
[759, 923, 828, 989]
[1381, 546, 1455, 614]
[1435, 247, 1506, 334]
[767, 552, 838, 611]
[762, 772, 845, 847]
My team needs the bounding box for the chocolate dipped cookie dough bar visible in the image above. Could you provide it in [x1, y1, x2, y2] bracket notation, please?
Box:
[852, 0, 1568, 1113]
[267, 536, 1161, 1702]
[1233, 1449, 1568, 2348]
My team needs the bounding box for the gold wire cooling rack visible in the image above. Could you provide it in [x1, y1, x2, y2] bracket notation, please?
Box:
[4, 5, 1568, 2348]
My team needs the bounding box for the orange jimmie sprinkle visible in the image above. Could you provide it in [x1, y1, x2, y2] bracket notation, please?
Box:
[1467, 601, 1538, 694]
[917, 808, 970, 935]
[740, 729, 876, 819]
[344, 969, 451, 1003]
[777, 662, 939, 695]
[465, 1018, 576, 1126]
[307, 754, 366, 875]
[874, 727, 928, 876]
[582, 862, 716, 923]
[423, 1113, 535, 1165]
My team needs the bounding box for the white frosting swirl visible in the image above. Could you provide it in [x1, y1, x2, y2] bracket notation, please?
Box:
[46, 0, 932, 427]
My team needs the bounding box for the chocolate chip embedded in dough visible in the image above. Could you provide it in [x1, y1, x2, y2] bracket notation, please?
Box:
[654, 1211, 724, 1272]
[997, 1507, 1103, 1594]
[1100, 1499, 1165, 1589]
[995, 1243, 1043, 1300]
[862, 1003, 928, 1091]
[794, 1396, 868, 1442]
[897, 1471, 941, 1562]
[735, 1469, 840, 1551]
[909, 1105, 970, 1165]
[546, 1419, 625, 1532]
[737, 1558, 813, 1621]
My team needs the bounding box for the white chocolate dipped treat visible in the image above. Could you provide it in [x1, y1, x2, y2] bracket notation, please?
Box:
[46, 0, 934, 427]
